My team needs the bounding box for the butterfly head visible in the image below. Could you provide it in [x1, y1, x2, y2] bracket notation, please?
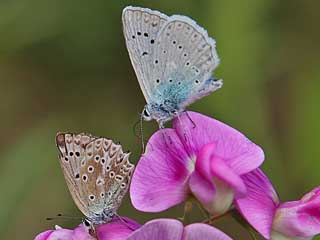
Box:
[83, 218, 96, 236]
[82, 209, 116, 236]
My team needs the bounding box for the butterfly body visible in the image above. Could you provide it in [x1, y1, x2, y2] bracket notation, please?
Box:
[85, 209, 115, 225]
[144, 76, 222, 126]
[122, 6, 223, 126]
[56, 132, 134, 228]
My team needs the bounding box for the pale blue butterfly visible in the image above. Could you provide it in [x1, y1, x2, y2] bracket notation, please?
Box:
[122, 6, 222, 128]
[56, 132, 134, 233]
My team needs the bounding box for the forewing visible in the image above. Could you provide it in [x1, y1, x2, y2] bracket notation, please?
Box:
[122, 6, 169, 102]
[148, 15, 222, 109]
[56, 132, 97, 218]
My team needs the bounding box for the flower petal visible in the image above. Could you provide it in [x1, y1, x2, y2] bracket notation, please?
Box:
[45, 228, 74, 240]
[34, 230, 54, 240]
[196, 143, 246, 197]
[189, 171, 216, 206]
[273, 189, 320, 238]
[182, 223, 233, 240]
[96, 217, 140, 240]
[72, 225, 95, 240]
[235, 169, 280, 239]
[174, 111, 264, 175]
[127, 219, 184, 240]
[130, 129, 191, 212]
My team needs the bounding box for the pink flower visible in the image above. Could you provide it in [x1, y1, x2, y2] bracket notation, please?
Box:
[235, 169, 320, 239]
[35, 218, 232, 240]
[34, 217, 140, 240]
[125, 219, 232, 240]
[130, 111, 264, 215]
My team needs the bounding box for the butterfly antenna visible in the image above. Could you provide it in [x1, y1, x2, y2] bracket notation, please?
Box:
[132, 113, 145, 153]
[46, 213, 82, 221]
[133, 119, 140, 138]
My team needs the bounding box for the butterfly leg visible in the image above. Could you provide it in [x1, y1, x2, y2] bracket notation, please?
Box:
[157, 120, 165, 129]
[184, 111, 196, 129]
[139, 113, 145, 153]
[176, 114, 189, 142]
[114, 213, 137, 231]
[159, 128, 175, 171]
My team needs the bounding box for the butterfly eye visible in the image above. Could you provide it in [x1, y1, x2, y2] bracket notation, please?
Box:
[83, 219, 91, 227]
[143, 108, 150, 117]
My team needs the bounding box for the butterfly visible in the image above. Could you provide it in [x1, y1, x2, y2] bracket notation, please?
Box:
[55, 132, 135, 233]
[122, 6, 222, 128]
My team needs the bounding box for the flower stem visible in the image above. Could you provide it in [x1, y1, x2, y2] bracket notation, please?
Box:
[178, 198, 193, 223]
[231, 209, 259, 240]
[248, 228, 258, 240]
[202, 208, 234, 224]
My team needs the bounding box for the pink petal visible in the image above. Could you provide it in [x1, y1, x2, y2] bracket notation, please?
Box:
[234, 169, 279, 239]
[34, 225, 92, 240]
[196, 143, 246, 197]
[130, 129, 191, 212]
[182, 223, 233, 240]
[127, 219, 184, 240]
[173, 111, 264, 175]
[96, 217, 140, 240]
[45, 228, 74, 240]
[72, 225, 95, 240]
[34, 230, 54, 240]
[298, 200, 320, 236]
[189, 171, 216, 206]
[273, 188, 320, 238]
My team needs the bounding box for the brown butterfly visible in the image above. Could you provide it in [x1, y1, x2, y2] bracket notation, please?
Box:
[55, 132, 135, 232]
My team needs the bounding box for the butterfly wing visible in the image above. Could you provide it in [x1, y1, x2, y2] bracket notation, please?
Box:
[56, 132, 98, 217]
[122, 6, 169, 103]
[56, 133, 134, 218]
[81, 138, 134, 214]
[149, 15, 222, 110]
[123, 6, 222, 114]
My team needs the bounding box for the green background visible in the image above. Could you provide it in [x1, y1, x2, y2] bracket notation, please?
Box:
[0, 0, 319, 239]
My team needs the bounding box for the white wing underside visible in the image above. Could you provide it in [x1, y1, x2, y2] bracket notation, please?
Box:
[122, 6, 221, 107]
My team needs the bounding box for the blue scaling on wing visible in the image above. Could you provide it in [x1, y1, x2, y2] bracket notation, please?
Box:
[122, 6, 223, 126]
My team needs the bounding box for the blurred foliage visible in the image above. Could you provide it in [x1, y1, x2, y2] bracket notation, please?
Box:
[0, 0, 319, 239]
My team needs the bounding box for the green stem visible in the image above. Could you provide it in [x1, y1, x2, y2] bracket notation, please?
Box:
[202, 207, 235, 224]
[231, 209, 259, 240]
[248, 228, 258, 240]
[178, 198, 193, 223]
[194, 198, 211, 220]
